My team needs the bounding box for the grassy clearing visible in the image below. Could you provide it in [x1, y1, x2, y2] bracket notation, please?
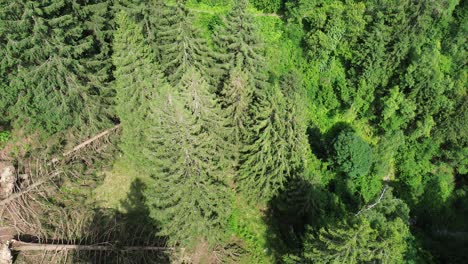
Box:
[93, 158, 151, 212]
[227, 197, 273, 264]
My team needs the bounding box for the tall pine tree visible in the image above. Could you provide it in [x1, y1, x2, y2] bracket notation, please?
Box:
[237, 73, 308, 202]
[213, 0, 267, 89]
[112, 11, 168, 167]
[157, 0, 213, 86]
[113, 0, 168, 53]
[215, 0, 270, 177]
[0, 0, 113, 135]
[220, 67, 253, 166]
[144, 69, 232, 247]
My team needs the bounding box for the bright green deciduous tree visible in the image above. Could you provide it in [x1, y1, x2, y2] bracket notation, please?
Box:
[332, 130, 373, 179]
[252, 0, 282, 13]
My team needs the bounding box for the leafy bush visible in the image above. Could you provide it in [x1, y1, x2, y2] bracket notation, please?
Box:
[227, 200, 272, 263]
[252, 0, 282, 13]
[194, 0, 232, 6]
[332, 130, 373, 178]
[0, 131, 11, 144]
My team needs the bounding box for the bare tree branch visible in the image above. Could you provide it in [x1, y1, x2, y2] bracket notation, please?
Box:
[1, 125, 121, 206]
[49, 124, 121, 164]
[355, 185, 389, 216]
[0, 172, 61, 207]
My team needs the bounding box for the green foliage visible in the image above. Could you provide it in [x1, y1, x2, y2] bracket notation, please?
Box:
[157, 0, 215, 85]
[332, 130, 373, 180]
[213, 0, 267, 88]
[112, 11, 167, 167]
[0, 130, 11, 148]
[144, 69, 232, 247]
[303, 217, 409, 264]
[221, 67, 253, 160]
[1, 0, 466, 262]
[419, 164, 455, 216]
[0, 131, 10, 143]
[0, 0, 113, 136]
[238, 79, 308, 202]
[293, 0, 366, 114]
[191, 0, 232, 6]
[302, 190, 411, 263]
[251, 0, 282, 13]
[228, 198, 272, 263]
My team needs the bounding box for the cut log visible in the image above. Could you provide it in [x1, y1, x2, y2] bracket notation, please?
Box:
[0, 242, 12, 264]
[10, 240, 173, 252]
[0, 162, 15, 200]
[0, 125, 120, 205]
[0, 227, 15, 243]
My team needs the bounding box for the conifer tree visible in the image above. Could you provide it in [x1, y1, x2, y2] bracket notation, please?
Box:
[112, 0, 150, 22]
[215, 0, 270, 174]
[213, 0, 267, 89]
[302, 190, 411, 263]
[0, 0, 113, 135]
[112, 11, 168, 167]
[220, 67, 254, 164]
[144, 71, 231, 247]
[113, 0, 168, 52]
[178, 67, 227, 137]
[178, 66, 229, 164]
[237, 74, 308, 202]
[157, 0, 213, 85]
[302, 218, 406, 264]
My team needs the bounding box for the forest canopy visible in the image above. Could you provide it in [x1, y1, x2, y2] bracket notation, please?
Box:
[0, 0, 466, 263]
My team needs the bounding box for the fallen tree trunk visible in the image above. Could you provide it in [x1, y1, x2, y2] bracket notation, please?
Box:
[355, 185, 389, 216]
[0, 162, 15, 200]
[62, 125, 121, 158]
[0, 171, 61, 207]
[0, 243, 12, 264]
[11, 240, 173, 252]
[0, 125, 121, 206]
[49, 124, 121, 164]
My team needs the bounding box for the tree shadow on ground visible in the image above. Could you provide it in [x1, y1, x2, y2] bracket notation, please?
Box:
[72, 178, 170, 264]
[263, 176, 346, 261]
[306, 122, 354, 161]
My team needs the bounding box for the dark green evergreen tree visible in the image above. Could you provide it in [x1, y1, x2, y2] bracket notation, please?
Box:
[0, 0, 113, 135]
[302, 217, 409, 264]
[332, 130, 373, 179]
[301, 190, 411, 263]
[213, 0, 267, 89]
[113, 0, 169, 60]
[157, 0, 213, 86]
[215, 0, 271, 188]
[237, 74, 308, 202]
[178, 67, 221, 126]
[144, 71, 232, 247]
[220, 67, 253, 166]
[112, 11, 168, 167]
